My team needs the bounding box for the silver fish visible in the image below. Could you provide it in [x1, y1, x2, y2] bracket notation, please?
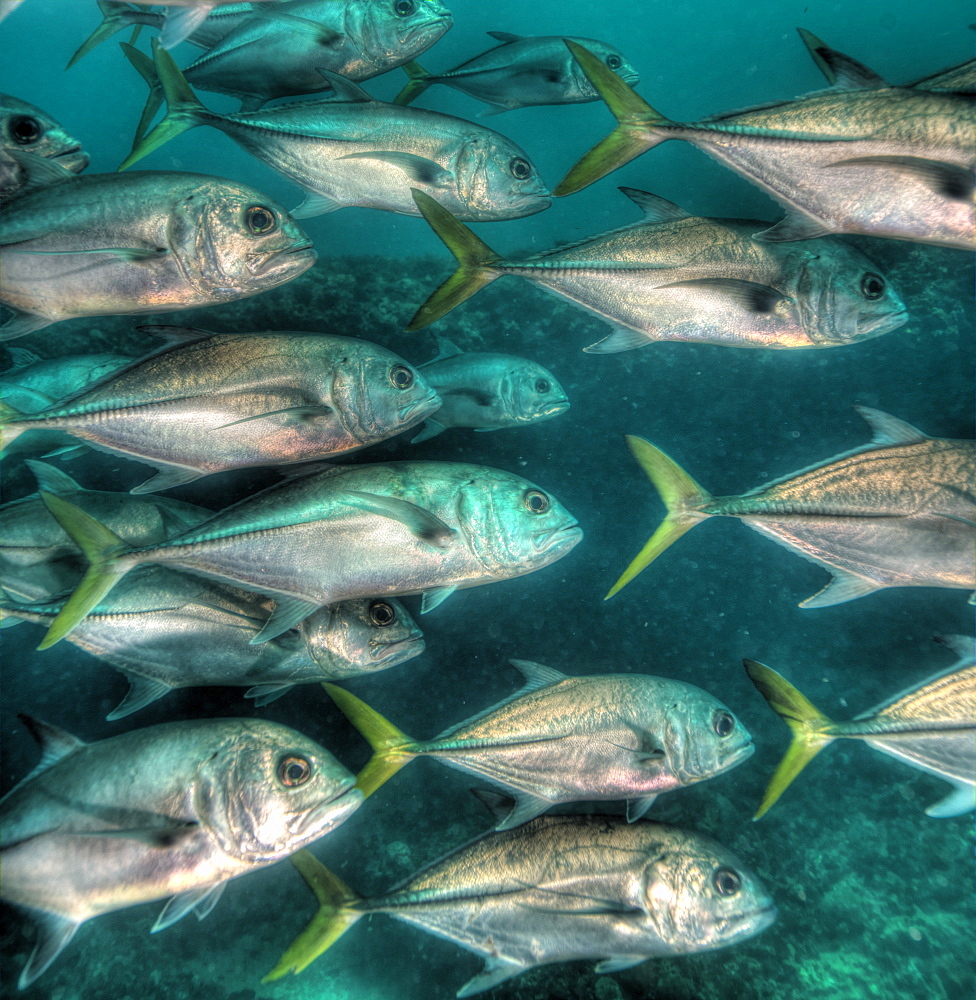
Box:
[0, 327, 441, 493]
[267, 816, 776, 995]
[129, 0, 283, 49]
[411, 336, 568, 442]
[745, 635, 976, 819]
[395, 31, 638, 111]
[0, 169, 316, 341]
[0, 460, 211, 603]
[1, 714, 361, 987]
[608, 407, 976, 605]
[327, 658, 754, 828]
[37, 459, 582, 648]
[121, 43, 550, 220]
[1, 567, 424, 718]
[407, 187, 908, 350]
[0, 93, 89, 173]
[556, 40, 975, 250]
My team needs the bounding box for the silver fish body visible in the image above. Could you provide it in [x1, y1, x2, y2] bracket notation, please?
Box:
[0, 170, 315, 340]
[1, 329, 441, 492]
[412, 336, 568, 441]
[396, 31, 638, 111]
[1, 567, 424, 718]
[184, 0, 453, 106]
[271, 816, 776, 995]
[0, 93, 89, 173]
[0, 715, 362, 987]
[0, 348, 134, 411]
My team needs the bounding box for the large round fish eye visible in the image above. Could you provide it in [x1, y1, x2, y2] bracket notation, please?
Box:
[523, 489, 550, 514]
[368, 600, 396, 627]
[393, 0, 416, 15]
[509, 157, 532, 180]
[605, 54, 623, 70]
[245, 205, 277, 235]
[713, 867, 742, 897]
[860, 272, 885, 300]
[9, 115, 41, 145]
[389, 364, 415, 390]
[712, 711, 735, 738]
[534, 378, 551, 393]
[277, 754, 312, 787]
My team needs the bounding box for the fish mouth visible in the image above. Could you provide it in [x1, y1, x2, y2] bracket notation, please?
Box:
[536, 398, 571, 419]
[52, 146, 89, 172]
[294, 780, 363, 840]
[721, 738, 756, 771]
[855, 306, 910, 340]
[533, 521, 583, 553]
[398, 390, 442, 423]
[400, 13, 453, 47]
[246, 242, 317, 276]
[369, 631, 425, 663]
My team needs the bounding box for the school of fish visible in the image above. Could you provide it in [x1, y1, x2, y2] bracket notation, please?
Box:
[0, 2, 972, 997]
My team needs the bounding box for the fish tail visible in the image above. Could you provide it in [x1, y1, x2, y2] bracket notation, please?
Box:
[406, 189, 504, 331]
[0, 399, 27, 449]
[35, 493, 132, 649]
[743, 659, 836, 820]
[118, 39, 208, 171]
[605, 436, 712, 599]
[323, 683, 417, 798]
[66, 0, 137, 69]
[263, 849, 363, 980]
[554, 40, 669, 197]
[393, 60, 433, 106]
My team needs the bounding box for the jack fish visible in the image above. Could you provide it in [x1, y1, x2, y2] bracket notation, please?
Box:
[744, 636, 976, 819]
[406, 187, 908, 350]
[607, 407, 976, 605]
[0, 168, 315, 341]
[127, 0, 283, 49]
[325, 658, 754, 828]
[36, 459, 582, 648]
[411, 336, 568, 442]
[0, 327, 441, 493]
[1, 567, 424, 718]
[395, 31, 637, 111]
[0, 461, 210, 603]
[120, 43, 550, 220]
[266, 816, 776, 995]
[1, 93, 89, 173]
[555, 40, 975, 250]
[1, 714, 361, 987]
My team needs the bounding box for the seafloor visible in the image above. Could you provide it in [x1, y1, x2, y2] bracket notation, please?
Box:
[1, 233, 973, 1000]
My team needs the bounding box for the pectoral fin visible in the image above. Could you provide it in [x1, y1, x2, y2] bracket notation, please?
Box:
[339, 151, 452, 187]
[655, 277, 787, 314]
[343, 491, 455, 548]
[216, 404, 333, 429]
[251, 597, 320, 644]
[827, 156, 973, 200]
[8, 246, 167, 262]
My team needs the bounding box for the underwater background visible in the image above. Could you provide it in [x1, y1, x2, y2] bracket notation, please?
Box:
[1, 1, 973, 999]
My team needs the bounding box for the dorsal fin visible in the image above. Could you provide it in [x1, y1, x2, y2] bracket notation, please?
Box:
[855, 406, 928, 446]
[24, 460, 82, 494]
[797, 28, 889, 90]
[17, 713, 85, 781]
[619, 187, 691, 223]
[423, 336, 464, 366]
[486, 31, 523, 44]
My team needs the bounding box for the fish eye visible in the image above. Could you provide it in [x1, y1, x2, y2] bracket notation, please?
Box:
[605, 55, 623, 70]
[389, 364, 414, 390]
[712, 711, 735, 738]
[509, 157, 532, 180]
[9, 115, 41, 145]
[713, 867, 741, 897]
[523, 489, 550, 514]
[368, 600, 396, 627]
[534, 378, 550, 393]
[860, 272, 885, 300]
[277, 754, 312, 787]
[245, 205, 277, 235]
[393, 0, 415, 14]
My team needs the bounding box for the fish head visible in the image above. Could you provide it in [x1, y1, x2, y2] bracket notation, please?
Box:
[0, 93, 89, 172]
[170, 178, 316, 299]
[351, 0, 453, 65]
[564, 37, 640, 98]
[641, 830, 776, 953]
[453, 132, 550, 220]
[301, 598, 425, 676]
[658, 682, 755, 784]
[329, 344, 442, 443]
[498, 359, 570, 425]
[194, 720, 361, 864]
[455, 467, 582, 575]
[793, 245, 909, 345]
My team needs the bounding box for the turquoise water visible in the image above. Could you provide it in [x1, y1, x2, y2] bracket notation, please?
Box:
[1, 2, 973, 999]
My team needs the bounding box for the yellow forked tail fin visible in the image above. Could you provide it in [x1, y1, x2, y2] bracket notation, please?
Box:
[263, 849, 362, 980]
[605, 435, 711, 599]
[743, 659, 836, 819]
[323, 683, 417, 798]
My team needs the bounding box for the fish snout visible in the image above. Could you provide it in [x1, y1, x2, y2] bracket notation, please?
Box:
[369, 629, 426, 664]
[533, 521, 583, 554]
[398, 389, 442, 424]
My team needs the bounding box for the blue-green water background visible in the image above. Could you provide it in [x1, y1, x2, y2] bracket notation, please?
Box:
[1, 1, 974, 998]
